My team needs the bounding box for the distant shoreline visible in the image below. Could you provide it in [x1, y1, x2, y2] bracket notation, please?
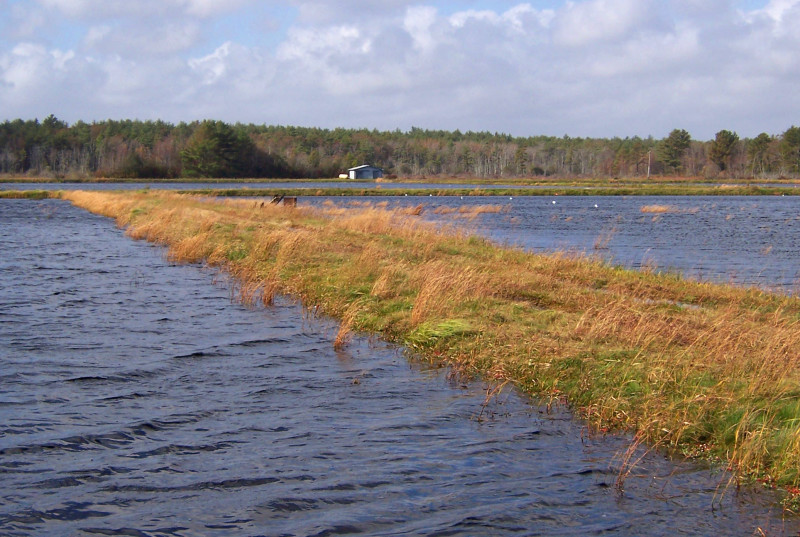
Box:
[3, 181, 800, 198]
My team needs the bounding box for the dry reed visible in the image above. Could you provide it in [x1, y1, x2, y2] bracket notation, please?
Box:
[641, 204, 677, 213]
[640, 204, 700, 215]
[59, 189, 800, 504]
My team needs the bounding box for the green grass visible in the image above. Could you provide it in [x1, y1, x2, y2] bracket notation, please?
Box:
[55, 189, 800, 509]
[0, 190, 53, 199]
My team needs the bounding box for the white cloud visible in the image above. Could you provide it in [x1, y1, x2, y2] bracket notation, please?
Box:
[277, 25, 369, 62]
[0, 43, 72, 94]
[36, 0, 253, 18]
[585, 22, 700, 77]
[1, 43, 50, 94]
[288, 0, 411, 24]
[0, 41, 108, 121]
[181, 41, 279, 119]
[4, 3, 47, 39]
[275, 24, 376, 96]
[759, 0, 800, 20]
[449, 4, 554, 31]
[503, 4, 556, 32]
[83, 22, 202, 57]
[181, 0, 253, 18]
[554, 0, 656, 46]
[188, 43, 232, 85]
[96, 56, 154, 105]
[188, 41, 275, 88]
[404, 6, 438, 52]
[1, 1, 799, 138]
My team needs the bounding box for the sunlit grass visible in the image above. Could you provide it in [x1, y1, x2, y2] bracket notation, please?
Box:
[61, 189, 800, 505]
[640, 204, 677, 213]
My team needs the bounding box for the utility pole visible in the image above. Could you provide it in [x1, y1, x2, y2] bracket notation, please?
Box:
[647, 150, 651, 179]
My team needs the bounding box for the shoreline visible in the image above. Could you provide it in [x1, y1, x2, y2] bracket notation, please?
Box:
[24, 190, 800, 508]
[177, 185, 800, 197]
[5, 186, 800, 198]
[2, 174, 800, 197]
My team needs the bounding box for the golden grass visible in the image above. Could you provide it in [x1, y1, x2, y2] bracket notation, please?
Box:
[640, 204, 677, 213]
[60, 189, 800, 503]
[641, 204, 700, 214]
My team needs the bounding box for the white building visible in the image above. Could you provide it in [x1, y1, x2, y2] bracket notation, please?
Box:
[347, 165, 384, 179]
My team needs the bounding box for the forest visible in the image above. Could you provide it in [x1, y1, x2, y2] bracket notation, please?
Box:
[1, 115, 799, 180]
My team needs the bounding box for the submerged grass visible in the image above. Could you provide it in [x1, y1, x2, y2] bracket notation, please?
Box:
[61, 189, 800, 505]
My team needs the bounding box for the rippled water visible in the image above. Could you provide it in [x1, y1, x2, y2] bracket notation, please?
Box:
[1, 199, 799, 536]
[484, 195, 800, 292]
[310, 195, 800, 293]
[2, 180, 799, 193]
[0, 181, 531, 191]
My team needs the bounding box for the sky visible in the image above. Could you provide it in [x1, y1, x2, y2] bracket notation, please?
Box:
[0, 0, 798, 140]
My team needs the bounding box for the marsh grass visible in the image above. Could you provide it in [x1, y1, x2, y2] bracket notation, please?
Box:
[0, 189, 52, 199]
[640, 204, 701, 214]
[641, 204, 677, 213]
[593, 226, 617, 250]
[61, 189, 800, 504]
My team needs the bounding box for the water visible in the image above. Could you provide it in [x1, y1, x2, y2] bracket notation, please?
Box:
[7, 182, 799, 289]
[0, 181, 535, 191]
[3, 180, 799, 193]
[485, 195, 800, 292]
[309, 195, 800, 293]
[1, 199, 799, 536]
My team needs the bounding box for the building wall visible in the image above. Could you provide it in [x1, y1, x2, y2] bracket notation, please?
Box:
[349, 166, 383, 179]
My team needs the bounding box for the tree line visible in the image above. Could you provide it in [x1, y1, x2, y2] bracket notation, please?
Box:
[1, 116, 799, 180]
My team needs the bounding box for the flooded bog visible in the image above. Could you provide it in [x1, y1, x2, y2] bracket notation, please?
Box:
[1, 199, 798, 536]
[311, 195, 800, 293]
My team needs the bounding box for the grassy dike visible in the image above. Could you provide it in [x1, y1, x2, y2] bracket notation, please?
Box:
[56, 190, 800, 505]
[179, 184, 800, 197]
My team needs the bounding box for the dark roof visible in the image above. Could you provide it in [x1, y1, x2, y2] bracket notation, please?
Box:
[348, 164, 382, 171]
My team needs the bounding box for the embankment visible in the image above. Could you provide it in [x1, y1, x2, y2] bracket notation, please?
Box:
[59, 190, 800, 503]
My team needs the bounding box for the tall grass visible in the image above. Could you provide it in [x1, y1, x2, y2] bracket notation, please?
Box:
[61, 190, 800, 504]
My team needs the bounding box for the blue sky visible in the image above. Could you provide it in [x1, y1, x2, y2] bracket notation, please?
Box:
[1, 0, 798, 139]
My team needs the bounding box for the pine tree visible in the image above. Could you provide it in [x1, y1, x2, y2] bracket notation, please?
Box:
[709, 130, 739, 171]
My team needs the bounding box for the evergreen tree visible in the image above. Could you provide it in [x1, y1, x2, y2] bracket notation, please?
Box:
[746, 133, 773, 176]
[659, 129, 691, 173]
[180, 120, 251, 177]
[709, 130, 739, 171]
[780, 126, 800, 174]
[2, 117, 800, 179]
